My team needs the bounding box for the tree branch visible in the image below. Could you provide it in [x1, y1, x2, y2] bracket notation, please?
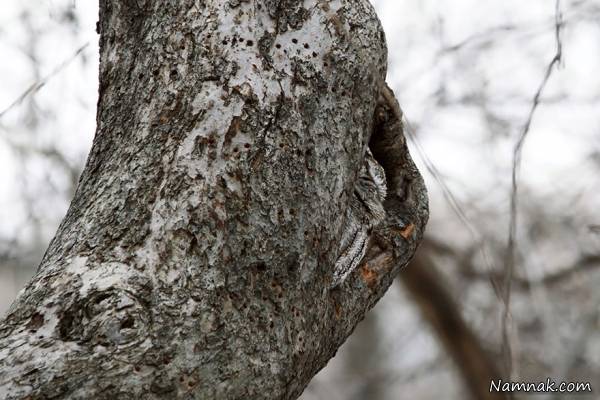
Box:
[400, 255, 507, 400]
[503, 0, 563, 378]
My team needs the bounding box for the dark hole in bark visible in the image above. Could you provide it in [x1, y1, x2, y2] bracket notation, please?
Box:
[26, 312, 44, 331]
[120, 316, 135, 330]
[256, 263, 267, 272]
[292, 38, 298, 44]
[94, 292, 112, 305]
[23, 368, 39, 376]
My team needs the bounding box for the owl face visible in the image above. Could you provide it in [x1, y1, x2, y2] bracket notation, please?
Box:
[365, 149, 387, 200]
[354, 148, 387, 224]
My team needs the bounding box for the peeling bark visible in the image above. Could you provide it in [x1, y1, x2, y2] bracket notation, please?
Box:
[0, 1, 428, 399]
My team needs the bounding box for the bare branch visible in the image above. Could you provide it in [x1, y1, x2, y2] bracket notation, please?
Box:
[502, 0, 563, 379]
[463, 254, 600, 290]
[381, 82, 499, 294]
[0, 43, 89, 121]
[399, 254, 507, 400]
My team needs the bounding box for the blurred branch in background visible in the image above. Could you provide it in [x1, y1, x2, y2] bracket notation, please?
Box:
[2, 0, 599, 399]
[464, 253, 600, 290]
[0, 2, 93, 315]
[0, 43, 88, 120]
[400, 247, 506, 400]
[503, 0, 563, 379]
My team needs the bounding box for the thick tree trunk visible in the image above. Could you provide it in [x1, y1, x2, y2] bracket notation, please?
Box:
[0, 1, 428, 399]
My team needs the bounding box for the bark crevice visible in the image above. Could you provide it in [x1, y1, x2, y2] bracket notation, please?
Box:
[0, 1, 428, 399]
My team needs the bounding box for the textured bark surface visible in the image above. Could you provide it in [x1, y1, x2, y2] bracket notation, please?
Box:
[0, 1, 428, 399]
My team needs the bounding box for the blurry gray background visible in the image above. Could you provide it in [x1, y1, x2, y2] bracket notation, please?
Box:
[1, 1, 599, 398]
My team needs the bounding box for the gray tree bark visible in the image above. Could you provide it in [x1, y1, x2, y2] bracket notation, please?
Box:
[0, 1, 428, 399]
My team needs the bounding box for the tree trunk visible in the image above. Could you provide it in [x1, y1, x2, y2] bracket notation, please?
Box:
[0, 1, 428, 399]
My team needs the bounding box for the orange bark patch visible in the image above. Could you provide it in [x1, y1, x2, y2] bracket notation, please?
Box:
[224, 116, 242, 148]
[334, 303, 342, 320]
[360, 264, 378, 287]
[399, 223, 415, 239]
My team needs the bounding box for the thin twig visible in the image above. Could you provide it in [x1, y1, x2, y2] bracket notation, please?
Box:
[0, 43, 89, 121]
[380, 82, 499, 292]
[463, 254, 599, 290]
[502, 0, 563, 380]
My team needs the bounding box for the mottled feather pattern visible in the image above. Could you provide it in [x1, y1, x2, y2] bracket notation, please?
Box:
[332, 149, 387, 287]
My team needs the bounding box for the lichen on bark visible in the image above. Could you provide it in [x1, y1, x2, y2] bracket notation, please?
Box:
[0, 1, 427, 399]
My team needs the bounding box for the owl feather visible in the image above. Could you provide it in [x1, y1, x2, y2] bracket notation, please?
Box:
[331, 149, 387, 287]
